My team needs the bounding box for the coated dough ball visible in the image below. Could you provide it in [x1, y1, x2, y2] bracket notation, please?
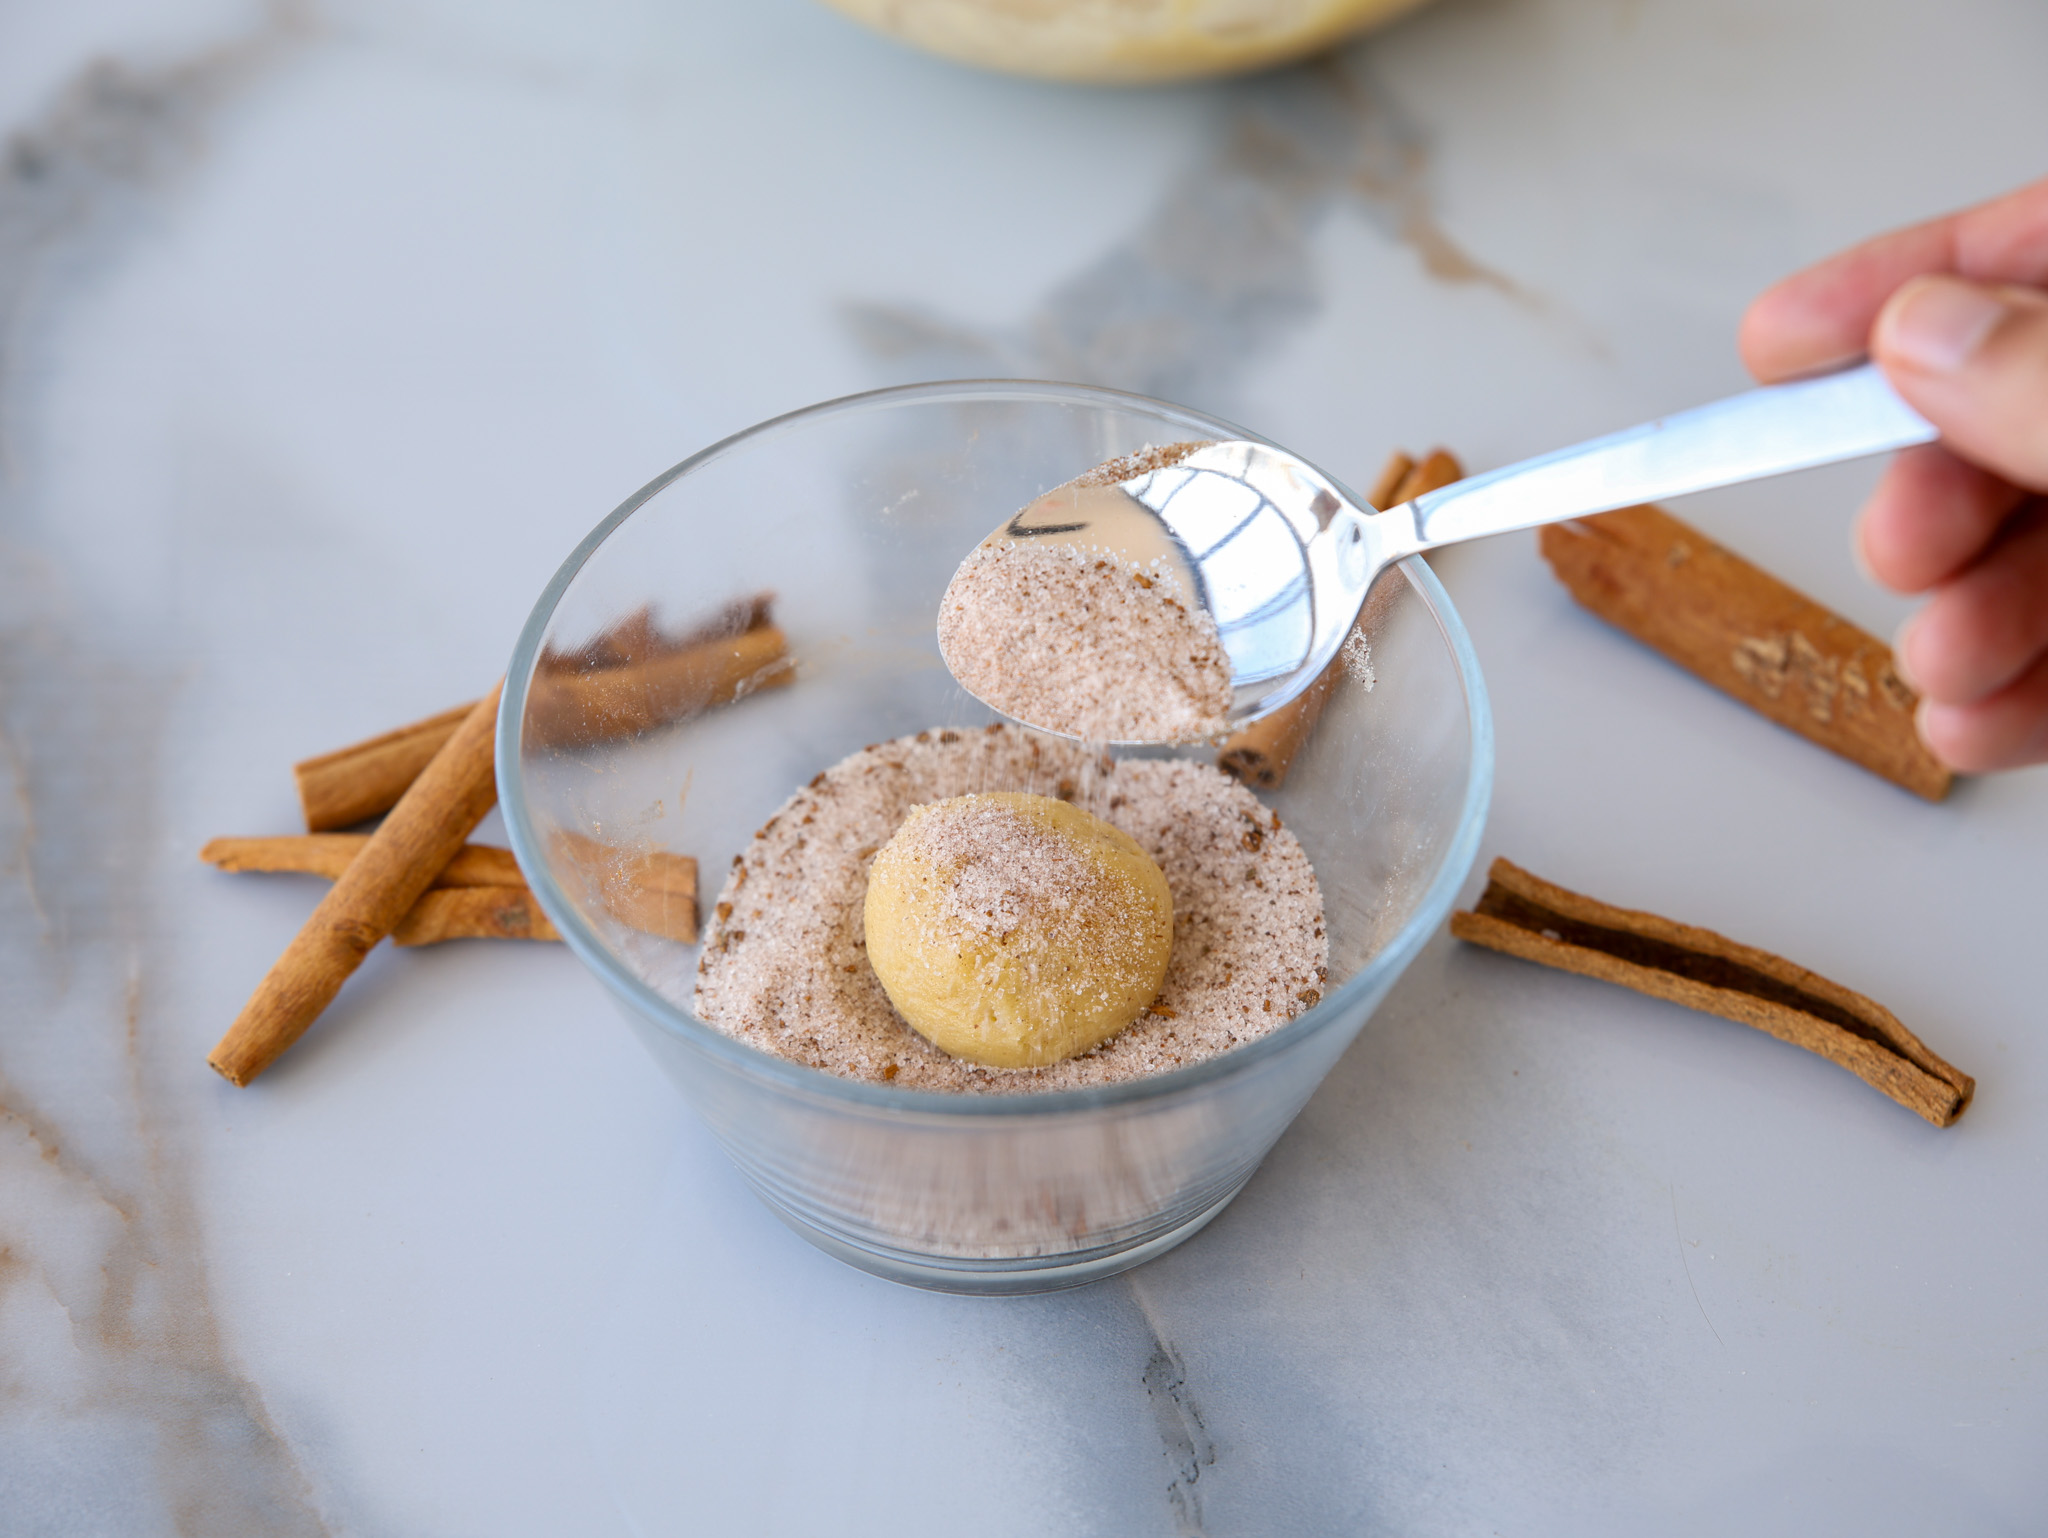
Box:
[864, 792, 1173, 1069]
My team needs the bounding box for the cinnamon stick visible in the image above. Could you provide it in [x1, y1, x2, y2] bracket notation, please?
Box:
[203, 834, 522, 888]
[206, 829, 694, 945]
[294, 594, 783, 828]
[543, 591, 774, 674]
[1365, 452, 1416, 512]
[525, 624, 793, 750]
[296, 702, 478, 831]
[1393, 449, 1464, 511]
[391, 886, 559, 946]
[1539, 504, 1951, 800]
[203, 834, 551, 943]
[1451, 857, 1973, 1127]
[1215, 649, 1342, 790]
[209, 684, 505, 1086]
[1219, 448, 1465, 788]
[204, 839, 564, 943]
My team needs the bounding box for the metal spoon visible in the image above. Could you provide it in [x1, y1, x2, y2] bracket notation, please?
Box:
[972, 362, 1934, 739]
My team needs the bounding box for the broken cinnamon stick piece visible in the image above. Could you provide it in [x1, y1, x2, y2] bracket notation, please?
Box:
[551, 832, 699, 943]
[391, 886, 560, 946]
[1451, 858, 1973, 1127]
[1540, 504, 1951, 801]
[296, 701, 479, 831]
[209, 683, 505, 1087]
[202, 835, 522, 888]
[1219, 448, 1465, 789]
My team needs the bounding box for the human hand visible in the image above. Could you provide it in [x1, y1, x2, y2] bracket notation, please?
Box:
[1740, 175, 2048, 773]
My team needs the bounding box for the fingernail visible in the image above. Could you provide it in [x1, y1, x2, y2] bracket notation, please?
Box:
[1891, 615, 1922, 692]
[1916, 696, 1979, 771]
[1913, 697, 1953, 765]
[1880, 277, 2008, 373]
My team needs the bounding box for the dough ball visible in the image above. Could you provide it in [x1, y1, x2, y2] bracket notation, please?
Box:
[863, 792, 1173, 1069]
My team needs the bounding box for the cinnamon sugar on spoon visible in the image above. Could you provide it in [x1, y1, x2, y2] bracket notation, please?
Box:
[938, 444, 1234, 743]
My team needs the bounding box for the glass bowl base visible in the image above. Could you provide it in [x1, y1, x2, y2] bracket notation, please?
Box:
[748, 1169, 1256, 1295]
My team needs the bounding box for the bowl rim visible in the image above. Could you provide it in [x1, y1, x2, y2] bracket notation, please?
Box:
[499, 378, 1492, 1117]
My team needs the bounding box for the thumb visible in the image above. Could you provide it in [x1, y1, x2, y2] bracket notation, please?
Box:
[1873, 276, 2048, 494]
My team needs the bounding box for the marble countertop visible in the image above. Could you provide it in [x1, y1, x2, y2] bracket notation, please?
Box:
[3, 1, 2044, 1532]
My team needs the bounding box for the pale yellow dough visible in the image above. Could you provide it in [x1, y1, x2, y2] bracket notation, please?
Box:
[863, 792, 1173, 1069]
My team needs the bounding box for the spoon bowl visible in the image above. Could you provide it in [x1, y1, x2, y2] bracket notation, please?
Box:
[964, 438, 1369, 740]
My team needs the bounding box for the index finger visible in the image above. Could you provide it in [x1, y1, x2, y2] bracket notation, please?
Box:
[1739, 174, 2048, 382]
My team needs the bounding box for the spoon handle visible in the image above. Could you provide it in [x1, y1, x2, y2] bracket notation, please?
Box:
[1397, 362, 1936, 552]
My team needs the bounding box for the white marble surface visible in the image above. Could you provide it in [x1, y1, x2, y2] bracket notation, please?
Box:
[3, 0, 2045, 1532]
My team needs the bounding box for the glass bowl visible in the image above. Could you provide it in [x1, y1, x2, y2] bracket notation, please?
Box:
[498, 381, 1491, 1294]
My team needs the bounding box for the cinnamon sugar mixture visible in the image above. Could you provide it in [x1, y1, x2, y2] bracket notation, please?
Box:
[939, 545, 1233, 743]
[881, 796, 1168, 1020]
[938, 443, 1234, 744]
[899, 797, 1108, 944]
[693, 725, 1327, 1093]
[1069, 441, 1210, 486]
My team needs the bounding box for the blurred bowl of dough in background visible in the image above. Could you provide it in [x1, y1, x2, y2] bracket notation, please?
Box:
[813, 0, 1436, 83]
